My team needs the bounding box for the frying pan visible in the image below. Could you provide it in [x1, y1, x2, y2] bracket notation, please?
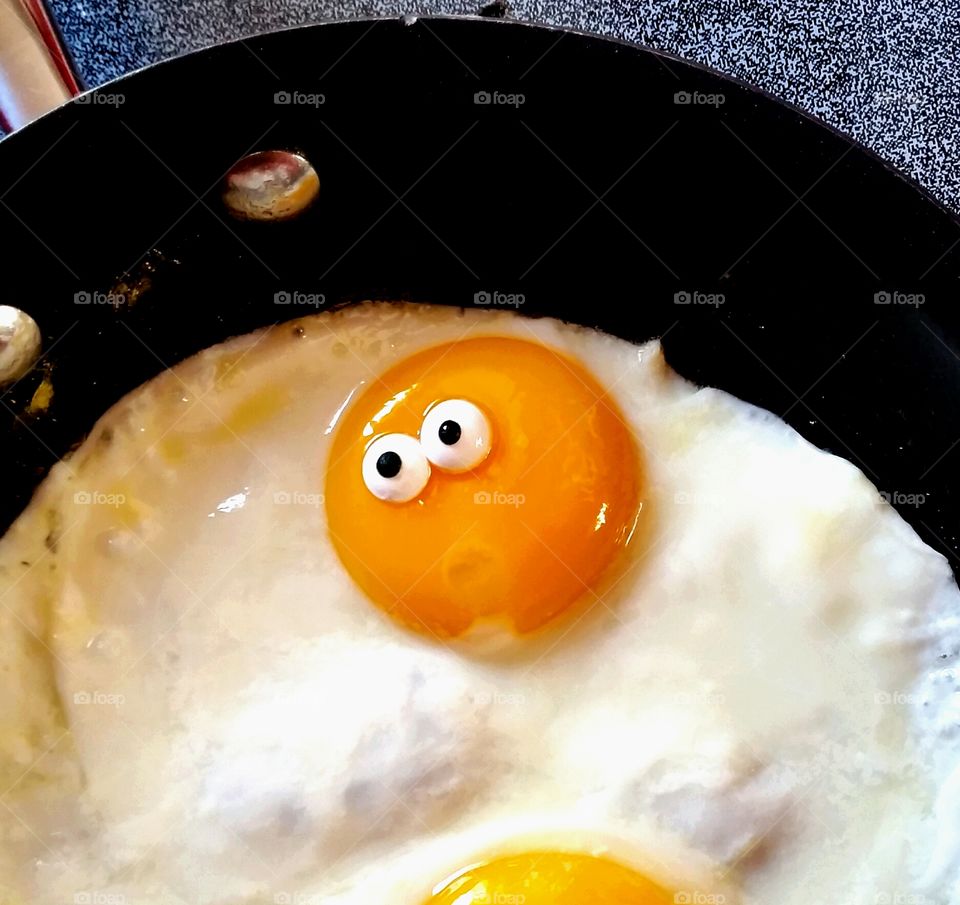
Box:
[0, 15, 958, 576]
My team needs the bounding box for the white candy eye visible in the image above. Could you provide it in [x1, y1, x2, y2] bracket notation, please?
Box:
[361, 433, 431, 502]
[420, 399, 492, 472]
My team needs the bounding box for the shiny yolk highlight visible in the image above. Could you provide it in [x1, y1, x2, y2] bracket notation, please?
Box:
[324, 336, 644, 638]
[424, 851, 676, 904]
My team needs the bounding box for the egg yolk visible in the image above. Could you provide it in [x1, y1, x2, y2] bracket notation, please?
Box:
[424, 851, 676, 904]
[324, 336, 644, 638]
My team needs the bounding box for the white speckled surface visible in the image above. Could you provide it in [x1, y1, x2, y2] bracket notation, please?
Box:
[45, 1, 959, 213]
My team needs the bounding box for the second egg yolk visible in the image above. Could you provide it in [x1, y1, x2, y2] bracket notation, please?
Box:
[424, 851, 676, 904]
[324, 336, 644, 639]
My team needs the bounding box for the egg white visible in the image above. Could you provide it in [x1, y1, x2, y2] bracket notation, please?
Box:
[0, 302, 956, 905]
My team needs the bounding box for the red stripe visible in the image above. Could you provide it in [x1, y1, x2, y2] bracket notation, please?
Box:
[20, 0, 81, 96]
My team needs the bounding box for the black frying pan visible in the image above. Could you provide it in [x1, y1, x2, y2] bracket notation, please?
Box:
[1, 16, 958, 574]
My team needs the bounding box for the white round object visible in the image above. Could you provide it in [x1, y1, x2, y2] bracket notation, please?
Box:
[420, 398, 492, 472]
[0, 305, 41, 385]
[360, 432, 431, 502]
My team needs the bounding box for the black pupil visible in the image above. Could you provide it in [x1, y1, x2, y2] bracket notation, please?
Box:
[376, 450, 402, 478]
[438, 420, 462, 445]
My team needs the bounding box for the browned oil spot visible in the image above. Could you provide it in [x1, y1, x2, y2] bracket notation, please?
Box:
[43, 507, 62, 553]
[26, 366, 54, 416]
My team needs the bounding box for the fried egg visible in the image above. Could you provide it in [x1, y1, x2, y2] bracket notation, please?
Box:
[0, 302, 957, 905]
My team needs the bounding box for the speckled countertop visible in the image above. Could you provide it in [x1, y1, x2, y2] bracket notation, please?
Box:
[43, 0, 959, 214]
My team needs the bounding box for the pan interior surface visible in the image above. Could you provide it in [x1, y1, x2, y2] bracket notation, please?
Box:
[0, 17, 956, 563]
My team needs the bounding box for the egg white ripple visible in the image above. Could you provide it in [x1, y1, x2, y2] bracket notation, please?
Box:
[0, 302, 956, 905]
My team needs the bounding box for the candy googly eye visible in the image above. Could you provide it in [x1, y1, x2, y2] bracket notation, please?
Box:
[361, 433, 431, 502]
[420, 399, 492, 472]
